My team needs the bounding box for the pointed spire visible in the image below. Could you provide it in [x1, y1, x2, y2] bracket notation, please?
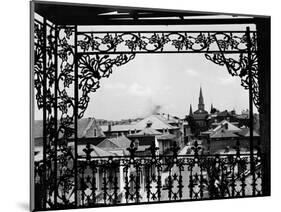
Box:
[189, 104, 193, 116]
[199, 86, 203, 99]
[198, 86, 205, 111]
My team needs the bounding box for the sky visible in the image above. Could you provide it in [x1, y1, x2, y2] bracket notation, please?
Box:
[34, 23, 257, 121]
[82, 53, 254, 120]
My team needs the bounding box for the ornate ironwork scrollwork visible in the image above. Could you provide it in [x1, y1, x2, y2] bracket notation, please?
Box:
[77, 53, 135, 118]
[77, 31, 257, 53]
[34, 19, 262, 210]
[205, 52, 259, 111]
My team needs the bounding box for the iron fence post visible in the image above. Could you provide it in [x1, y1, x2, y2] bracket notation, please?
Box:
[74, 25, 78, 207]
[42, 18, 47, 210]
[246, 26, 256, 196]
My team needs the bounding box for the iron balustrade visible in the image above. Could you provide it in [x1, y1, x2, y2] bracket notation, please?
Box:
[34, 140, 263, 209]
[33, 13, 265, 211]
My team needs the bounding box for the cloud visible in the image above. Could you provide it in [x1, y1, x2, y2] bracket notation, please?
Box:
[128, 83, 152, 97]
[184, 69, 199, 77]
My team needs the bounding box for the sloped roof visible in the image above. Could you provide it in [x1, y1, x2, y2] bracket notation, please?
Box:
[236, 128, 260, 137]
[34, 117, 105, 139]
[100, 114, 177, 133]
[110, 136, 132, 148]
[133, 114, 177, 130]
[34, 143, 115, 161]
[210, 128, 239, 138]
[213, 120, 241, 132]
[79, 117, 105, 138]
[100, 124, 132, 132]
[77, 144, 116, 157]
[134, 128, 162, 136]
[207, 120, 241, 139]
[97, 138, 120, 149]
[98, 136, 131, 149]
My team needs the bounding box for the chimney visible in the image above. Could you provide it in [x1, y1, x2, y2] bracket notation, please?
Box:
[108, 122, 112, 132]
[146, 120, 152, 128]
[224, 123, 228, 130]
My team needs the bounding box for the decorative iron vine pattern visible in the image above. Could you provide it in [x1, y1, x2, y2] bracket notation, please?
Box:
[55, 26, 76, 208]
[34, 20, 58, 209]
[205, 52, 259, 111]
[34, 21, 44, 109]
[75, 141, 263, 206]
[77, 53, 135, 118]
[34, 18, 262, 210]
[76, 30, 259, 110]
[77, 31, 257, 53]
[34, 23, 136, 209]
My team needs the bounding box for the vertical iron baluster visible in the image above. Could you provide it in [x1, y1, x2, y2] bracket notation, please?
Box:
[157, 164, 162, 201]
[81, 167, 85, 205]
[145, 163, 151, 202]
[42, 18, 47, 210]
[241, 171, 246, 197]
[102, 166, 107, 204]
[91, 162, 97, 205]
[246, 26, 256, 196]
[230, 156, 235, 197]
[199, 164, 204, 198]
[74, 25, 78, 206]
[54, 24, 58, 208]
[178, 169, 183, 200]
[113, 163, 118, 204]
[124, 166, 129, 203]
[135, 164, 141, 203]
[168, 168, 172, 200]
[188, 165, 193, 199]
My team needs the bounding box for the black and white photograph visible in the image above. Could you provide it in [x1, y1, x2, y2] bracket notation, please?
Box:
[30, 1, 271, 211]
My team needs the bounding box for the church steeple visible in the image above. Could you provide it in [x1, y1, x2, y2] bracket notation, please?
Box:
[198, 86, 205, 111]
[189, 104, 193, 116]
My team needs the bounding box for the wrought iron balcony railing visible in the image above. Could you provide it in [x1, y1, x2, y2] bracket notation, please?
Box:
[34, 141, 263, 209]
